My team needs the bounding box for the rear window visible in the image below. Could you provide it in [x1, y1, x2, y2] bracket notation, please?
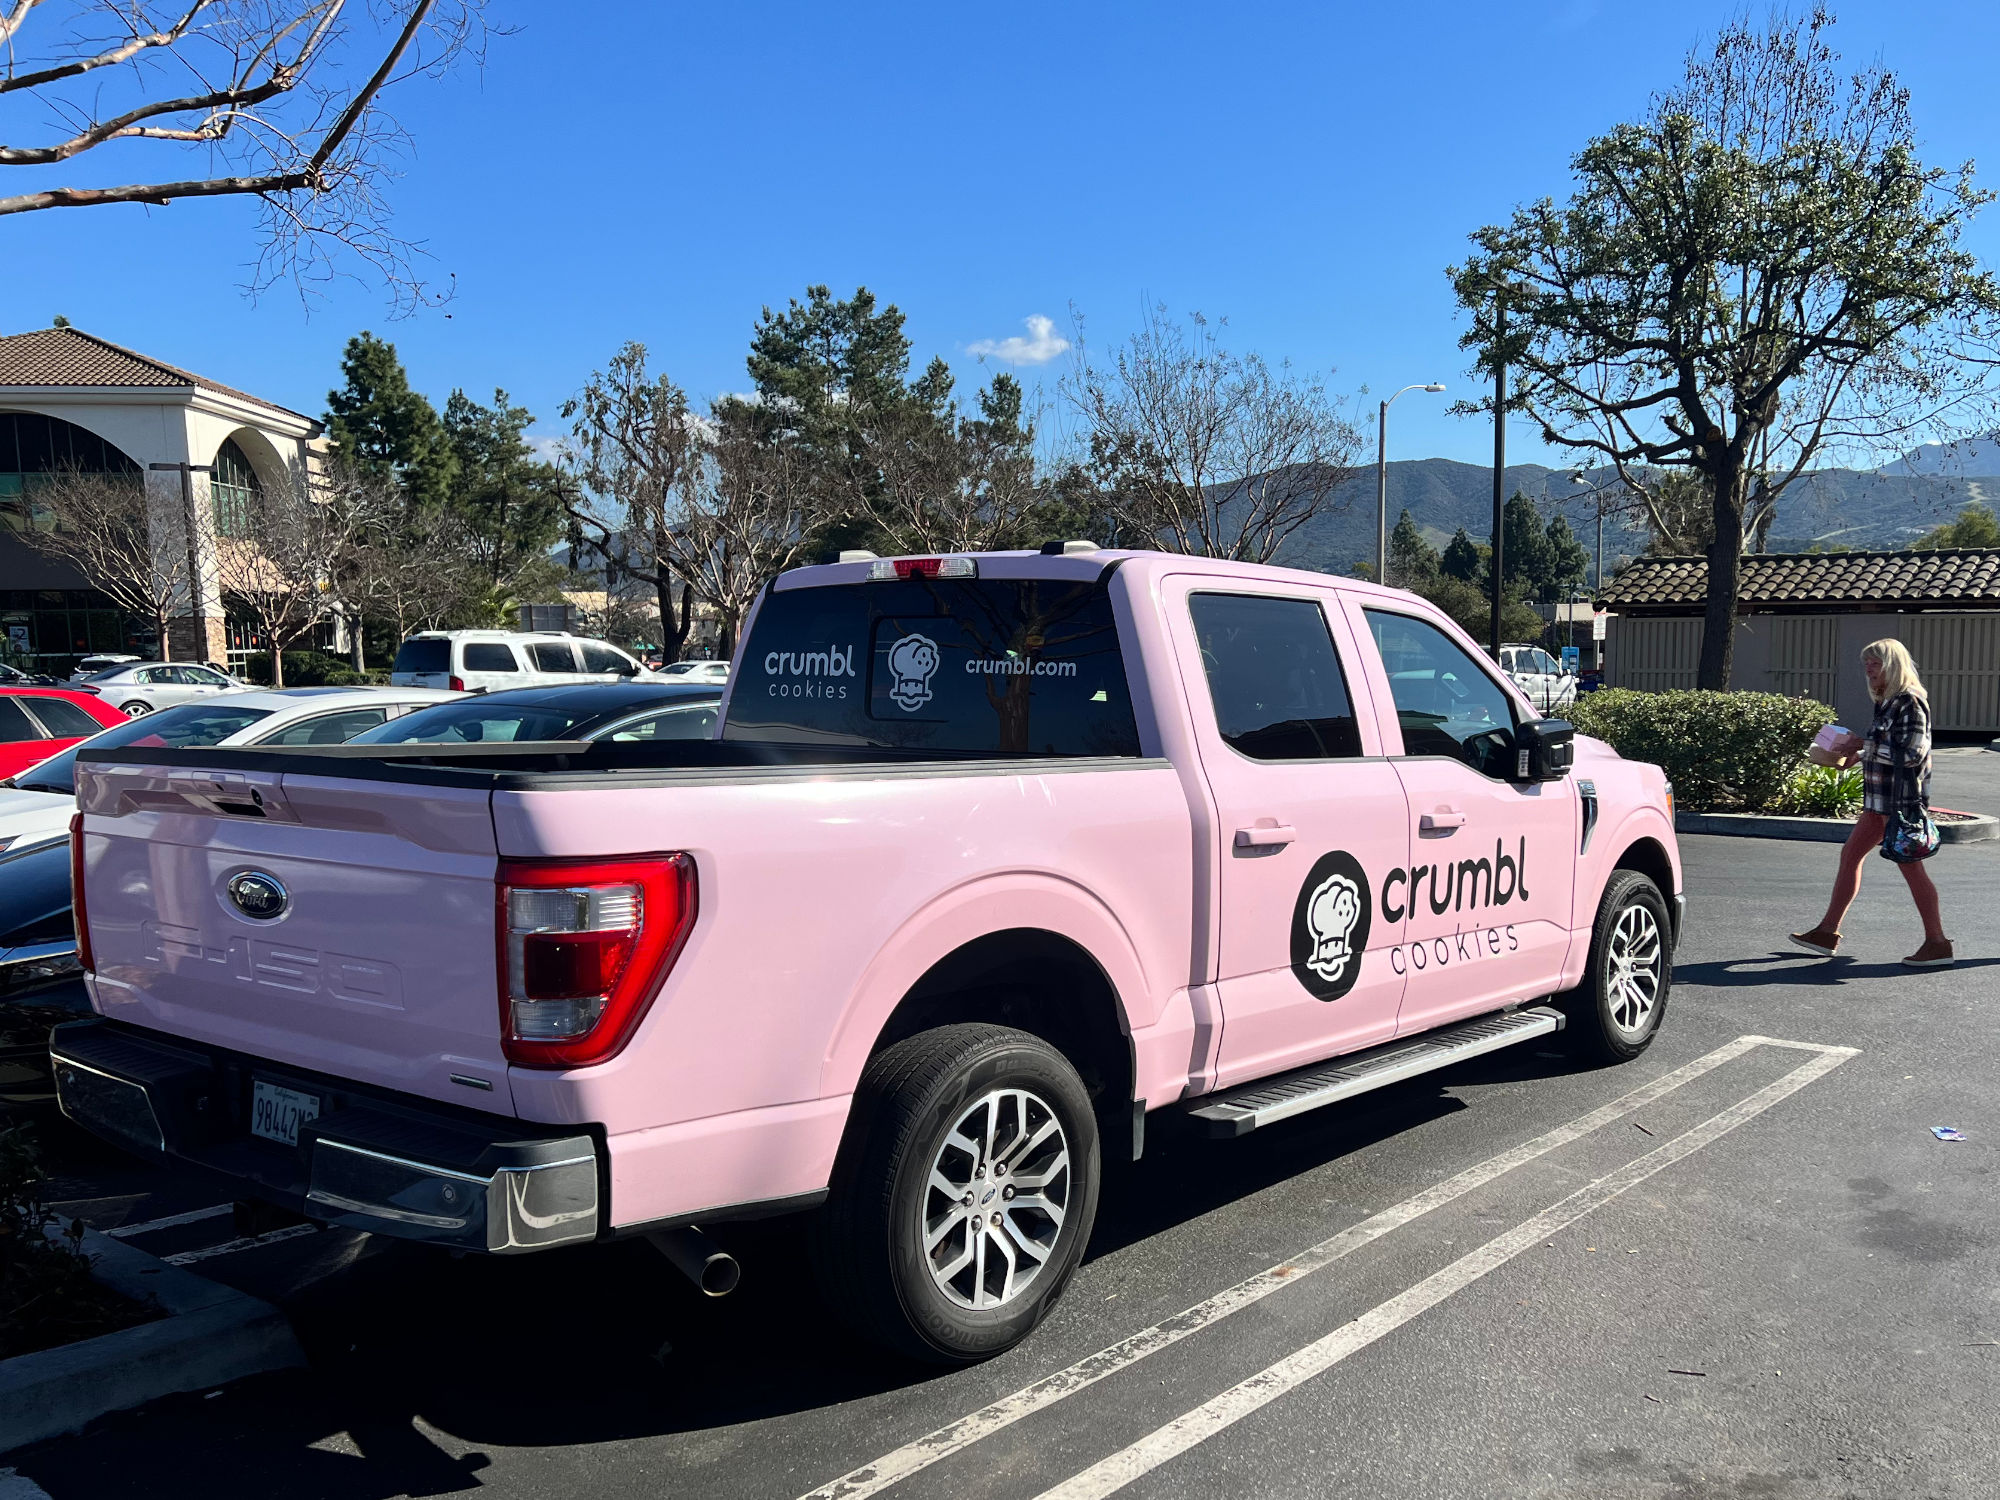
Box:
[462, 643, 518, 672]
[393, 639, 450, 674]
[727, 577, 1140, 756]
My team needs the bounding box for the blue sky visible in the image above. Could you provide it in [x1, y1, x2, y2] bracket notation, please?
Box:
[15, 1, 2000, 466]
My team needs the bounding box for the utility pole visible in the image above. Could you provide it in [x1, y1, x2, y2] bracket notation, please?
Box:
[1489, 294, 1506, 658]
[148, 461, 214, 662]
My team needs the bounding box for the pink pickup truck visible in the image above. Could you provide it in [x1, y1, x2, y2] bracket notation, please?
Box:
[55, 548, 1680, 1361]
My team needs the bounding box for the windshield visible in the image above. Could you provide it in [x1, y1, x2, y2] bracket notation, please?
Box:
[349, 698, 606, 744]
[9, 701, 273, 795]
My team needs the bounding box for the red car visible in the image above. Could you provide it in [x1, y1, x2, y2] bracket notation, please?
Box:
[0, 687, 126, 779]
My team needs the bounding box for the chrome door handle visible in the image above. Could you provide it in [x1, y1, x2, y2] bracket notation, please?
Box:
[1233, 823, 1298, 849]
[1419, 809, 1467, 835]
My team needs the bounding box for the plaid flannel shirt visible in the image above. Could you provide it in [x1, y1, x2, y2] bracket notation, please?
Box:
[1860, 690, 1932, 818]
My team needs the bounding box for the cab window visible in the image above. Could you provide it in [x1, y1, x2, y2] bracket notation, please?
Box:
[1189, 593, 1362, 760]
[598, 703, 719, 741]
[1364, 609, 1517, 777]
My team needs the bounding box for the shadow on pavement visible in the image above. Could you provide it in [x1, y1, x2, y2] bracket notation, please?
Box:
[1678, 952, 2000, 988]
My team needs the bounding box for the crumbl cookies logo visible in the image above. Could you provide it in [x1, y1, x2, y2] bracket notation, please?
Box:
[886, 633, 941, 711]
[1290, 851, 1372, 1001]
[764, 644, 855, 699]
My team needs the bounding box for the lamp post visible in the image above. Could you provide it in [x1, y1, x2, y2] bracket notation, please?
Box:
[1569, 470, 1623, 671]
[1375, 382, 1445, 584]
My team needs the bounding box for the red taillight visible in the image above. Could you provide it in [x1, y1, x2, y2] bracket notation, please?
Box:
[449, 675, 466, 692]
[70, 811, 95, 974]
[867, 556, 979, 581]
[496, 853, 697, 1068]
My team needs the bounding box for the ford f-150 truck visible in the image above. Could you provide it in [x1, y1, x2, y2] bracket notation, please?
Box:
[54, 548, 1680, 1361]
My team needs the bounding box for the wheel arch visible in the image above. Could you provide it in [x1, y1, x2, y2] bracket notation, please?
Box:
[1610, 835, 1679, 939]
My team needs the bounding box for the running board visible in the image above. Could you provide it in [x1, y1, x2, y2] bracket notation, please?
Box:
[1185, 1006, 1567, 1137]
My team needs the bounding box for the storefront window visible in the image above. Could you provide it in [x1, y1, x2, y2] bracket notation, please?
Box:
[211, 438, 261, 539]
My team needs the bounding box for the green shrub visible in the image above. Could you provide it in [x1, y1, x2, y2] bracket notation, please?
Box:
[1565, 688, 1834, 812]
[1774, 763, 1863, 819]
[239, 649, 386, 688]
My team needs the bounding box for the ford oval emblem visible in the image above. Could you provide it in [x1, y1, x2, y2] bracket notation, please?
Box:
[226, 871, 289, 921]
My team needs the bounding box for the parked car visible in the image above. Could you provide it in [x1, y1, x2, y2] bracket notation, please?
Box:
[1499, 643, 1577, 714]
[79, 660, 251, 717]
[67, 653, 141, 682]
[0, 834, 77, 998]
[656, 659, 731, 684]
[0, 663, 63, 686]
[390, 631, 651, 693]
[0, 687, 462, 855]
[58, 549, 1680, 1363]
[0, 687, 125, 779]
[348, 681, 724, 747]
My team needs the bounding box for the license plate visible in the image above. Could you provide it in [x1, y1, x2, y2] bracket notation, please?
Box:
[249, 1080, 320, 1147]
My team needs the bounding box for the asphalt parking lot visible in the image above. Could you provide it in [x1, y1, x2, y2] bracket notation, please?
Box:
[8, 751, 1999, 1499]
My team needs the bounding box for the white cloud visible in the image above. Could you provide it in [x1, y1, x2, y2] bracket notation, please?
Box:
[967, 314, 1070, 366]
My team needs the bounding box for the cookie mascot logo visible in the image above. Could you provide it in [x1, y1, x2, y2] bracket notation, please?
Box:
[1291, 850, 1372, 1001]
[885, 633, 941, 712]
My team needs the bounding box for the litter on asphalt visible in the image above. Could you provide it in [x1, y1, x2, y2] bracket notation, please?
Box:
[1931, 1126, 1967, 1141]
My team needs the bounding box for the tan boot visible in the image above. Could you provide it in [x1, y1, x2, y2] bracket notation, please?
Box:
[1903, 938, 1954, 968]
[1789, 927, 1841, 956]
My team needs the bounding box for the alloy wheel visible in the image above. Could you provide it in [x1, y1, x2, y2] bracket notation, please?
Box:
[1606, 901, 1663, 1038]
[922, 1087, 1070, 1311]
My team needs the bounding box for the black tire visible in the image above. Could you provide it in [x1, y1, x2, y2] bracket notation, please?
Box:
[120, 700, 151, 717]
[1559, 868, 1673, 1063]
[812, 1023, 1101, 1364]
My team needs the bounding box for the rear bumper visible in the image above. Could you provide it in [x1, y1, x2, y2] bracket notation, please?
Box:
[51, 1019, 598, 1255]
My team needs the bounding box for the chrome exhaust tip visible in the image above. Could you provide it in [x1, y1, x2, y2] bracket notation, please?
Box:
[647, 1225, 741, 1297]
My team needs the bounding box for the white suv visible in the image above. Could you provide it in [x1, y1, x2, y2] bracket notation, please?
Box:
[389, 631, 649, 693]
[1499, 643, 1577, 714]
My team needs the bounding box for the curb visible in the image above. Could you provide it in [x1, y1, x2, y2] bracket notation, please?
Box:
[0, 1225, 304, 1455]
[1675, 809, 2000, 844]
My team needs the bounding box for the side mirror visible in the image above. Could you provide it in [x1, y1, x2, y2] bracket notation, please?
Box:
[1513, 718, 1575, 782]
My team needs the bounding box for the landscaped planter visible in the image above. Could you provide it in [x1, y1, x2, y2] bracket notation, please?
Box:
[0, 1225, 304, 1454]
[1675, 808, 2000, 843]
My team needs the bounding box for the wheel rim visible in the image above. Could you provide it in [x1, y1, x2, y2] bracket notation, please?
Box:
[1607, 901, 1663, 1038]
[121, 701, 150, 717]
[922, 1087, 1071, 1312]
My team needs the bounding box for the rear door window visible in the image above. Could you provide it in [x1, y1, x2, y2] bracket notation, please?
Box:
[728, 577, 1139, 755]
[527, 642, 580, 673]
[461, 643, 518, 672]
[393, 639, 451, 675]
[20, 696, 101, 738]
[1188, 593, 1362, 760]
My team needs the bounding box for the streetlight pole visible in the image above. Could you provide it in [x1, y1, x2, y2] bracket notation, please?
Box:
[1490, 294, 1507, 658]
[1569, 469, 1622, 671]
[1375, 382, 1445, 585]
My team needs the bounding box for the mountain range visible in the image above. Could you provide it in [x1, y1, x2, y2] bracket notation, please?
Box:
[1273, 458, 2000, 577]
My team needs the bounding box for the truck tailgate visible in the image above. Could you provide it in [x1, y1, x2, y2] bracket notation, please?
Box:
[76, 763, 514, 1112]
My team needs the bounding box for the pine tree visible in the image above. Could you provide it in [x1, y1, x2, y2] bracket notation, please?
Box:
[1389, 510, 1439, 586]
[1501, 492, 1552, 599]
[326, 332, 454, 514]
[1440, 527, 1484, 583]
[442, 389, 565, 604]
[1542, 513, 1590, 596]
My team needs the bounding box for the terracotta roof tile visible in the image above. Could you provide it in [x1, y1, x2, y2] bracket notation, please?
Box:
[1597, 549, 2000, 610]
[0, 327, 314, 424]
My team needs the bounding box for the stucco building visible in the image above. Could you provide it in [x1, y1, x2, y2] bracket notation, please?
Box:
[0, 326, 324, 670]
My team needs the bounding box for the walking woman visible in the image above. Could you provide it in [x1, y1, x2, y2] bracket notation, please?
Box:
[1791, 639, 1952, 967]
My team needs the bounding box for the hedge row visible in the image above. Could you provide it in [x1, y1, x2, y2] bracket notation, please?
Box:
[238, 649, 389, 688]
[1565, 689, 1835, 813]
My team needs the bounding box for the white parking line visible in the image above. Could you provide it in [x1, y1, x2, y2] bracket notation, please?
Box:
[104, 1204, 233, 1239]
[799, 1033, 1837, 1500]
[1035, 1043, 1857, 1500]
[162, 1224, 321, 1265]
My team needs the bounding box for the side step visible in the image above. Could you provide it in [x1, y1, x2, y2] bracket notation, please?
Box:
[1185, 1006, 1567, 1137]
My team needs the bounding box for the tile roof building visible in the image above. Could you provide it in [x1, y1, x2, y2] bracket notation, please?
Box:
[0, 326, 324, 669]
[1594, 549, 2000, 733]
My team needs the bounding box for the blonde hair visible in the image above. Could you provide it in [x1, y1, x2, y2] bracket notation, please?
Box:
[1862, 638, 1926, 703]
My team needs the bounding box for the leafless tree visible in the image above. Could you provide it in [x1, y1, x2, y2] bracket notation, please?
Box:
[858, 373, 1049, 554]
[9, 466, 197, 658]
[1065, 305, 1363, 563]
[559, 343, 705, 663]
[677, 401, 819, 659]
[335, 462, 481, 661]
[1, 1, 493, 312]
[215, 461, 375, 685]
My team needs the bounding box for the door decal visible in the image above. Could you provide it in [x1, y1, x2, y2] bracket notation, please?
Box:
[1291, 851, 1372, 1001]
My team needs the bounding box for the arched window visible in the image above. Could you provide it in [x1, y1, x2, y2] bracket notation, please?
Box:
[211, 438, 262, 539]
[0, 410, 138, 533]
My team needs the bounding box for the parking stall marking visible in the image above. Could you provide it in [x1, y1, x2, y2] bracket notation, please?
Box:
[104, 1204, 234, 1239]
[1034, 1042, 1858, 1500]
[799, 1034, 1833, 1500]
[162, 1223, 322, 1265]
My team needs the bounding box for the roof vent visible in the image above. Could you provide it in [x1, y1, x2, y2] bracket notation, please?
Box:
[1039, 539, 1101, 556]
